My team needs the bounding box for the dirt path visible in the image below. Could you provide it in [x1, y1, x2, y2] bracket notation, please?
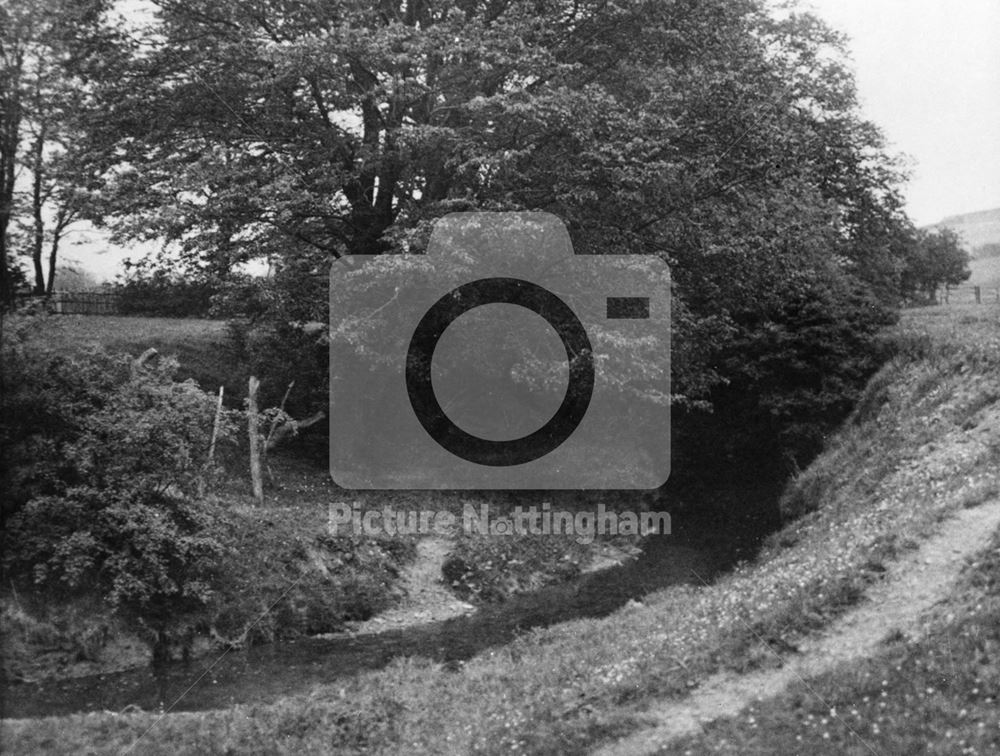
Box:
[333, 538, 642, 637]
[337, 538, 476, 635]
[595, 498, 1000, 756]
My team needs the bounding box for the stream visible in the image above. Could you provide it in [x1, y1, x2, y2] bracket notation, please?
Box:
[2, 510, 752, 720]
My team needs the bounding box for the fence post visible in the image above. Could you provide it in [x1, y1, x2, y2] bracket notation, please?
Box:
[198, 386, 226, 499]
[248, 376, 264, 505]
[944, 285, 949, 304]
[974, 286, 981, 304]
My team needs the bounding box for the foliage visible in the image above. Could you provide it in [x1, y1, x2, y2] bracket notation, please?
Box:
[2, 253, 30, 294]
[82, 1, 912, 412]
[0, 0, 912, 518]
[0, 0, 125, 300]
[0, 315, 236, 627]
[900, 227, 971, 302]
[115, 263, 219, 318]
[216, 262, 331, 413]
[681, 274, 898, 477]
[202, 505, 410, 648]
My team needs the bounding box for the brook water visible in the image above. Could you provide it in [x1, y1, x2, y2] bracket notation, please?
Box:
[2, 507, 764, 720]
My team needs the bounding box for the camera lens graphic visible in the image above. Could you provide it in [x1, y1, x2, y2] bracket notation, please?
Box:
[405, 278, 594, 466]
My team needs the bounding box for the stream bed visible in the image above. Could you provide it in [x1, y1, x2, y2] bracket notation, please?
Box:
[2, 515, 747, 720]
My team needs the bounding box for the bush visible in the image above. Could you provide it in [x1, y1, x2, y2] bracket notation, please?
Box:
[677, 276, 897, 480]
[0, 315, 235, 632]
[115, 268, 219, 318]
[212, 262, 331, 416]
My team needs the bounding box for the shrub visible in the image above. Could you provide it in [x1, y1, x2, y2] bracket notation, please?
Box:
[0, 315, 235, 634]
[115, 268, 219, 318]
[678, 276, 897, 481]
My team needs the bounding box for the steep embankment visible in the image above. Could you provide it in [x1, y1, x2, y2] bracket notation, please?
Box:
[3, 304, 999, 755]
[600, 499, 1000, 755]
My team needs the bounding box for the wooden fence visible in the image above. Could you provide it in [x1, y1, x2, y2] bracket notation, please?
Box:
[17, 291, 122, 315]
[936, 284, 1000, 305]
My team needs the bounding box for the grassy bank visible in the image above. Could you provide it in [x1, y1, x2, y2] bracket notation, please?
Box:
[670, 527, 1000, 754]
[4, 303, 998, 753]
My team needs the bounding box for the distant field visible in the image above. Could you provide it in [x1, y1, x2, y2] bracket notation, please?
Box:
[11, 314, 236, 391]
[21, 315, 227, 352]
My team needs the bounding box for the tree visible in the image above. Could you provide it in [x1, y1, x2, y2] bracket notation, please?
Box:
[900, 227, 971, 302]
[0, 0, 120, 301]
[84, 0, 913, 479]
[0, 2, 25, 303]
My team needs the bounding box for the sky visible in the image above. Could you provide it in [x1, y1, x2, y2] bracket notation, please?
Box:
[65, 0, 1000, 281]
[805, 0, 1000, 226]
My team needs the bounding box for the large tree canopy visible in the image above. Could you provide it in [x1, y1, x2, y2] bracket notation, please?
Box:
[81, 0, 915, 472]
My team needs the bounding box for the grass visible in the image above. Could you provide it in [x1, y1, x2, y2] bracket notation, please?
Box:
[3, 303, 999, 753]
[18, 313, 227, 352]
[12, 314, 238, 393]
[670, 529, 1000, 755]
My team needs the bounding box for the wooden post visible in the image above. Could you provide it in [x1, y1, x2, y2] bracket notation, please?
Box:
[944, 285, 949, 304]
[208, 386, 224, 464]
[974, 285, 981, 304]
[198, 386, 225, 498]
[248, 377, 264, 504]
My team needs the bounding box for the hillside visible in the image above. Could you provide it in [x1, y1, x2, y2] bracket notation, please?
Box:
[969, 256, 1000, 287]
[928, 207, 1000, 255]
[3, 304, 1000, 754]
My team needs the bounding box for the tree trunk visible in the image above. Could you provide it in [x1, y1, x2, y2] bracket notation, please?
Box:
[0, 62, 21, 307]
[45, 206, 76, 296]
[46, 234, 58, 295]
[30, 128, 46, 295]
[0, 224, 10, 307]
